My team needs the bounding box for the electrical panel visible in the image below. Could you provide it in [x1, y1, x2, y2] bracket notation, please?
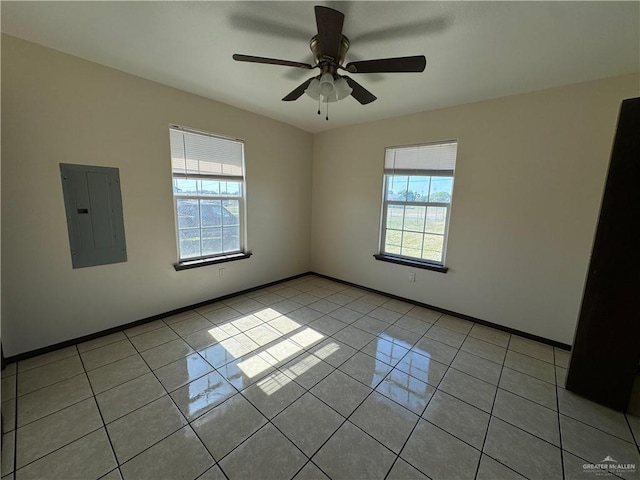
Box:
[60, 163, 127, 268]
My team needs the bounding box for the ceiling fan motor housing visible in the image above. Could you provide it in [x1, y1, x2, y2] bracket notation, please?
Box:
[310, 34, 350, 76]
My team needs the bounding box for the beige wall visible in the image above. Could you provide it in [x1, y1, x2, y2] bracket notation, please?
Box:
[1, 35, 313, 356]
[311, 74, 638, 345]
[2, 34, 638, 356]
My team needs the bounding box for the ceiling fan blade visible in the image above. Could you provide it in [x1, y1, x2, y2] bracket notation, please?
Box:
[345, 56, 426, 73]
[342, 52, 384, 83]
[233, 54, 314, 70]
[282, 78, 315, 101]
[342, 76, 377, 105]
[315, 6, 344, 60]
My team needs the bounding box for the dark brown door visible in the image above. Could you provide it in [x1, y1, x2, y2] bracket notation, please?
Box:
[566, 97, 640, 411]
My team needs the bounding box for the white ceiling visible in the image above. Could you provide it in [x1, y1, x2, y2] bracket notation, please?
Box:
[2, 1, 638, 133]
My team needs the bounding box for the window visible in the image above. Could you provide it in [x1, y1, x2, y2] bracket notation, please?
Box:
[169, 126, 247, 265]
[377, 141, 457, 270]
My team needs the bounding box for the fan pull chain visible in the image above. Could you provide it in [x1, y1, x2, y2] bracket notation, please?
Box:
[326, 97, 329, 121]
[317, 96, 321, 115]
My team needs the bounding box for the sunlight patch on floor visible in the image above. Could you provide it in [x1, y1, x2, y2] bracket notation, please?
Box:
[256, 370, 294, 396]
[310, 341, 340, 360]
[289, 328, 325, 348]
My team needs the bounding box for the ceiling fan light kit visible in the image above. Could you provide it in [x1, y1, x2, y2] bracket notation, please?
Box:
[306, 74, 352, 101]
[334, 77, 353, 101]
[319, 72, 335, 96]
[305, 78, 322, 101]
[233, 5, 427, 119]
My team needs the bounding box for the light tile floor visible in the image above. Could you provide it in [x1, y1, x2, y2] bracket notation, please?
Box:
[2, 274, 639, 480]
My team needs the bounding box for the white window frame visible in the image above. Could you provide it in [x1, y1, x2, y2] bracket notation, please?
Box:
[169, 125, 247, 264]
[378, 140, 457, 268]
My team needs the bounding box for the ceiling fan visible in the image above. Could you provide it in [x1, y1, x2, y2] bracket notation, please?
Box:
[232, 5, 426, 117]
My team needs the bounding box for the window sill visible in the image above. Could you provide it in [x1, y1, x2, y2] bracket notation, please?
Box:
[174, 252, 252, 271]
[373, 254, 448, 273]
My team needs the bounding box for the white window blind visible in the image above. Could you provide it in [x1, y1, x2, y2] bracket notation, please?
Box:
[169, 126, 247, 262]
[378, 140, 458, 266]
[385, 141, 457, 174]
[170, 127, 244, 179]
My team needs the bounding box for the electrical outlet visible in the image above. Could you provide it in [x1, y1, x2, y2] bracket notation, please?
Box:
[219, 268, 225, 278]
[409, 272, 416, 282]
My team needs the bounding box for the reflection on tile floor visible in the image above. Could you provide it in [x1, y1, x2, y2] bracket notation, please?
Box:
[2, 274, 639, 480]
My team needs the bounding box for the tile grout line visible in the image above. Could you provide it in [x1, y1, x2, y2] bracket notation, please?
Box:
[472, 333, 516, 480]
[99, 337, 190, 453]
[125, 334, 230, 480]
[12, 357, 87, 399]
[12, 387, 94, 432]
[624, 413, 640, 449]
[560, 445, 629, 480]
[14, 335, 185, 404]
[554, 398, 627, 479]
[483, 362, 635, 478]
[495, 356, 636, 446]
[11, 348, 108, 474]
[495, 376, 558, 411]
[420, 315, 509, 479]
[299, 383, 382, 477]
[77, 327, 153, 354]
[555, 391, 633, 480]
[382, 312, 452, 480]
[187, 379, 307, 478]
[556, 408, 638, 445]
[75, 344, 121, 479]
[13, 424, 105, 474]
[81, 341, 143, 372]
[554, 347, 567, 480]
[428, 352, 600, 452]
[11, 357, 18, 480]
[340, 304, 555, 394]
[191, 394, 269, 463]
[295, 459, 328, 479]
[265, 415, 317, 479]
[13, 351, 78, 375]
[408, 352, 580, 471]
